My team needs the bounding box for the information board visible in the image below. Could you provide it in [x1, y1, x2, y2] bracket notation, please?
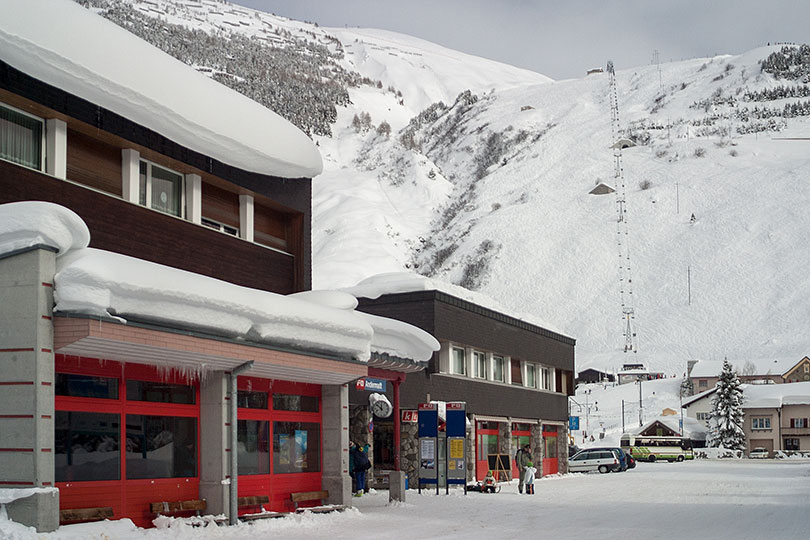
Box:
[418, 403, 438, 487]
[445, 402, 466, 487]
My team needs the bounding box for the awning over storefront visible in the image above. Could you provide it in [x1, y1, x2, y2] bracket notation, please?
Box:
[54, 315, 367, 385]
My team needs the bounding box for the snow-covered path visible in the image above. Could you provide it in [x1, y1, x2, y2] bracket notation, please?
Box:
[4, 460, 808, 540]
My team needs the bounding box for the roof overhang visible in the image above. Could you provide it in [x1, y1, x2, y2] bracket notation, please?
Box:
[54, 315, 366, 385]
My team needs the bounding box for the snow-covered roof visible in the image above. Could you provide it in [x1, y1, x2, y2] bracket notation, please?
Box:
[0, 202, 444, 364]
[0, 201, 89, 256]
[741, 381, 810, 409]
[0, 0, 322, 178]
[342, 272, 571, 338]
[682, 386, 717, 407]
[690, 358, 801, 378]
[632, 415, 707, 440]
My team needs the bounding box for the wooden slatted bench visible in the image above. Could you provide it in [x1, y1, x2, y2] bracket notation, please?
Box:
[235, 495, 286, 521]
[150, 499, 207, 517]
[59, 506, 113, 525]
[290, 490, 346, 513]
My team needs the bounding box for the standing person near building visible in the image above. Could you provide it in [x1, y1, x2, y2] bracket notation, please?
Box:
[362, 443, 372, 493]
[352, 442, 371, 497]
[523, 461, 537, 494]
[349, 441, 357, 493]
[515, 443, 532, 494]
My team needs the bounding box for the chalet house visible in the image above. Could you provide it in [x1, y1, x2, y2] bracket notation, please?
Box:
[689, 357, 809, 393]
[0, 1, 433, 531]
[631, 417, 707, 447]
[576, 368, 615, 385]
[682, 382, 810, 456]
[344, 273, 576, 483]
[617, 363, 664, 385]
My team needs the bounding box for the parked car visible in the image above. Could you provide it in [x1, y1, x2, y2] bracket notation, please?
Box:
[749, 447, 769, 459]
[625, 453, 636, 469]
[568, 449, 622, 474]
[587, 447, 630, 471]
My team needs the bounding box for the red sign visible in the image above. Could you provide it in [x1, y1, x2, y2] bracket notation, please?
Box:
[446, 402, 465, 410]
[401, 410, 417, 423]
[418, 402, 437, 410]
[355, 379, 366, 390]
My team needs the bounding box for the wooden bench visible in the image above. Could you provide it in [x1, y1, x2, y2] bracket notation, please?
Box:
[290, 490, 346, 513]
[150, 499, 207, 517]
[235, 495, 286, 521]
[59, 506, 113, 525]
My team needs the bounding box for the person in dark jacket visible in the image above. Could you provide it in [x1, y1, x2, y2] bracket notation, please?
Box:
[351, 442, 371, 497]
[515, 444, 532, 494]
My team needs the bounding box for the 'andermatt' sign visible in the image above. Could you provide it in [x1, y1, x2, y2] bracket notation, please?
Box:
[355, 377, 387, 392]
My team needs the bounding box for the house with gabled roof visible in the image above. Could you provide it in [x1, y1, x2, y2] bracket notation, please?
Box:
[689, 356, 809, 393]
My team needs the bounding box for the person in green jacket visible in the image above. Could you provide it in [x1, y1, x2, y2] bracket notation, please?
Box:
[515, 444, 532, 494]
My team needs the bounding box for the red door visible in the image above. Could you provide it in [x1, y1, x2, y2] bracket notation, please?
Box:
[475, 422, 499, 480]
[542, 425, 559, 475]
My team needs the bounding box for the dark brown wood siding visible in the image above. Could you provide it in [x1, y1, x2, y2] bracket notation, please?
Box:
[254, 202, 289, 251]
[66, 128, 122, 196]
[1, 162, 296, 294]
[201, 182, 240, 229]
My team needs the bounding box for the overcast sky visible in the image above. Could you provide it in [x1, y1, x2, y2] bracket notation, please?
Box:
[231, 0, 809, 80]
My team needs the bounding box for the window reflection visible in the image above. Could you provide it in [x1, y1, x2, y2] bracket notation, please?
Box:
[238, 420, 270, 475]
[273, 422, 320, 473]
[55, 411, 120, 482]
[125, 415, 196, 479]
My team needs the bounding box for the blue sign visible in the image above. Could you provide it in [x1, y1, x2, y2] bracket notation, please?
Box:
[569, 416, 580, 430]
[418, 403, 438, 438]
[359, 377, 386, 392]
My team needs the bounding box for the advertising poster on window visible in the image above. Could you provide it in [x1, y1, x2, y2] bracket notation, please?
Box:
[278, 433, 290, 465]
[295, 430, 307, 469]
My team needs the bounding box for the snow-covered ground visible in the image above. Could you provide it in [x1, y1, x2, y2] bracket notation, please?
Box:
[3, 460, 809, 539]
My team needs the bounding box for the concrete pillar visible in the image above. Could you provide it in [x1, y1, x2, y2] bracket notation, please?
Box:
[0, 247, 59, 532]
[184, 174, 202, 224]
[45, 118, 66, 180]
[121, 149, 140, 204]
[321, 384, 350, 506]
[388, 471, 406, 503]
[199, 371, 229, 516]
[239, 194, 254, 242]
[531, 423, 543, 475]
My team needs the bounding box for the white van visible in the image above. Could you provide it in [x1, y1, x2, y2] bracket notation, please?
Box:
[568, 449, 621, 473]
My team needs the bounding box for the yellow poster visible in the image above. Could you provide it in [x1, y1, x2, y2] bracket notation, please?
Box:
[449, 438, 464, 459]
[449, 460, 456, 470]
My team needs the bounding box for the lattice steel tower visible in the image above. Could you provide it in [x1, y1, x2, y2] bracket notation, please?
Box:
[607, 60, 638, 353]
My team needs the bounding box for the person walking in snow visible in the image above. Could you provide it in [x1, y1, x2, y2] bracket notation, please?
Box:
[523, 461, 537, 494]
[515, 443, 532, 494]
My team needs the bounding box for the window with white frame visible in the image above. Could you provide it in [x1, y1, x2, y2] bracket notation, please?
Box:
[450, 347, 466, 376]
[525, 363, 536, 388]
[540, 366, 553, 391]
[473, 351, 487, 379]
[696, 412, 711, 421]
[492, 355, 505, 382]
[751, 417, 771, 430]
[789, 418, 809, 428]
[0, 102, 43, 170]
[698, 379, 708, 389]
[139, 160, 183, 217]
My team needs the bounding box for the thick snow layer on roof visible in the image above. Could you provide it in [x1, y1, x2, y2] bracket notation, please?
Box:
[690, 357, 801, 378]
[0, 0, 321, 178]
[0, 487, 57, 505]
[632, 416, 707, 440]
[0, 201, 89, 256]
[54, 248, 372, 360]
[741, 381, 810, 408]
[356, 311, 439, 362]
[342, 272, 569, 337]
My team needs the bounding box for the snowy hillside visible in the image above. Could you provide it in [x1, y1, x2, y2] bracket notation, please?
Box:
[79, 1, 810, 376]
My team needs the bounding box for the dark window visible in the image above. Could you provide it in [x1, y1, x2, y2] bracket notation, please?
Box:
[56, 373, 118, 399]
[0, 103, 42, 170]
[238, 420, 270, 475]
[273, 394, 318, 412]
[125, 415, 197, 479]
[237, 390, 268, 409]
[55, 411, 120, 482]
[126, 380, 195, 404]
[510, 359, 522, 385]
[543, 425, 558, 433]
[784, 438, 800, 451]
[273, 422, 320, 474]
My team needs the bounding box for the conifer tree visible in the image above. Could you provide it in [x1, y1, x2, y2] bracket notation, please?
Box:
[708, 359, 746, 449]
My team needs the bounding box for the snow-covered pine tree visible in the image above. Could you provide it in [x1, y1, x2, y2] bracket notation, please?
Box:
[679, 376, 694, 398]
[708, 359, 746, 449]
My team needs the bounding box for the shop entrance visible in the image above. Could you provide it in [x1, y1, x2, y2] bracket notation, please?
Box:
[542, 424, 559, 475]
[475, 421, 500, 480]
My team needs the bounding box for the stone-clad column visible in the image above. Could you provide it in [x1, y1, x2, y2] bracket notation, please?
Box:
[0, 247, 59, 531]
[322, 384, 350, 505]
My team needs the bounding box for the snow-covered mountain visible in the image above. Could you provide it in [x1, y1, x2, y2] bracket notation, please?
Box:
[80, 1, 810, 376]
